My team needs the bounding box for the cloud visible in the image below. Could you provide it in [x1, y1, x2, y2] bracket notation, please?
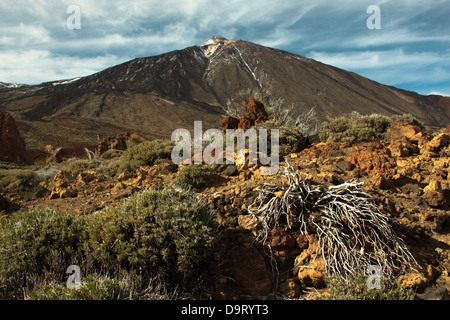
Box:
[0, 50, 128, 84]
[428, 91, 450, 97]
[0, 0, 448, 96]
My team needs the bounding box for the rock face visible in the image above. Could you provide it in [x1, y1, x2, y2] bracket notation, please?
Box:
[229, 247, 272, 296]
[238, 98, 268, 131]
[0, 110, 32, 164]
[221, 115, 240, 132]
[97, 132, 130, 155]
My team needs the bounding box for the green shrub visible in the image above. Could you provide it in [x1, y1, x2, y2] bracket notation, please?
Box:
[174, 164, 214, 189]
[320, 114, 390, 144]
[83, 188, 218, 283]
[119, 139, 174, 172]
[391, 114, 425, 129]
[254, 120, 308, 155]
[100, 149, 124, 160]
[0, 169, 38, 189]
[64, 159, 102, 177]
[0, 209, 86, 299]
[26, 273, 144, 300]
[127, 134, 147, 147]
[319, 113, 425, 145]
[63, 158, 121, 177]
[320, 272, 415, 300]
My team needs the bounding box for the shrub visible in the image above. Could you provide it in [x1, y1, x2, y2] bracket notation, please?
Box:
[0, 169, 38, 189]
[319, 113, 388, 144]
[254, 120, 308, 155]
[64, 159, 102, 177]
[319, 113, 425, 145]
[320, 272, 415, 300]
[119, 139, 174, 172]
[100, 149, 124, 160]
[174, 164, 214, 189]
[391, 114, 425, 129]
[26, 273, 144, 300]
[83, 188, 218, 283]
[127, 134, 147, 147]
[0, 209, 86, 299]
[247, 163, 418, 281]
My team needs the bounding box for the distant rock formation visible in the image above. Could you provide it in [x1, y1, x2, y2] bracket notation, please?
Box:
[238, 98, 268, 131]
[97, 132, 130, 156]
[0, 110, 32, 164]
[221, 98, 269, 132]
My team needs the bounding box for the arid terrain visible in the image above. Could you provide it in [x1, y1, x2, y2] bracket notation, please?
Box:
[1, 102, 449, 300]
[0, 37, 449, 300]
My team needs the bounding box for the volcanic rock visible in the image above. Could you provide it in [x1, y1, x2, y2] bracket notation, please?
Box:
[0, 110, 32, 164]
[222, 115, 240, 132]
[238, 98, 268, 131]
[229, 247, 272, 296]
[97, 132, 130, 156]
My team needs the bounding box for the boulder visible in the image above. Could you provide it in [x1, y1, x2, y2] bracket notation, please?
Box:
[371, 172, 393, 189]
[422, 190, 446, 207]
[420, 133, 450, 157]
[397, 272, 430, 293]
[268, 227, 296, 250]
[229, 247, 272, 296]
[222, 115, 239, 133]
[388, 136, 419, 157]
[295, 234, 310, 251]
[238, 98, 268, 131]
[388, 122, 426, 141]
[0, 110, 32, 164]
[297, 257, 326, 288]
[237, 215, 259, 230]
[279, 278, 301, 299]
[347, 147, 396, 176]
[49, 170, 77, 199]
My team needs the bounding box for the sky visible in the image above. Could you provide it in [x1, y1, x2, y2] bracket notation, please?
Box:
[0, 0, 449, 96]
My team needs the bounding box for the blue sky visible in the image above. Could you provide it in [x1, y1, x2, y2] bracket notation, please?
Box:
[0, 0, 449, 96]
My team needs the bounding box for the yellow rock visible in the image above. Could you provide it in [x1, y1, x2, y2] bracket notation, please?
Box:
[424, 180, 442, 193]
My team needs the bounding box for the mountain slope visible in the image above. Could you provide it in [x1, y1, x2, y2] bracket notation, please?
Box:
[0, 37, 449, 150]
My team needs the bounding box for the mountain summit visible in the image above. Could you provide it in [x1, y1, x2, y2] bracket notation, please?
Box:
[200, 36, 229, 57]
[0, 38, 449, 149]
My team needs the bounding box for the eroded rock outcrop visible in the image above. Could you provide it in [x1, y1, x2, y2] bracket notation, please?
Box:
[0, 110, 32, 164]
[97, 132, 130, 156]
[238, 98, 268, 131]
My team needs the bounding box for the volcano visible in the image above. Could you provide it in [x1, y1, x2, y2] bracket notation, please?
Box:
[0, 36, 449, 150]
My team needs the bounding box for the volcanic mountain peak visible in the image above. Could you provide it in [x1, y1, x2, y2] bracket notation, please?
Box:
[199, 36, 229, 57]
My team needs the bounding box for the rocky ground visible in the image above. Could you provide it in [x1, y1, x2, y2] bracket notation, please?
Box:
[1, 121, 449, 300]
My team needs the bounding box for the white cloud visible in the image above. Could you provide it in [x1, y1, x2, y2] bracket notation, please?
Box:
[428, 91, 450, 97]
[0, 50, 128, 84]
[309, 49, 449, 70]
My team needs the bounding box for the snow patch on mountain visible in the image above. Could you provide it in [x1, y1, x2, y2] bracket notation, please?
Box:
[199, 36, 228, 57]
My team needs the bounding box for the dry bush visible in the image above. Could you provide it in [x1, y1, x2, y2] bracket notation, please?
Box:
[247, 162, 419, 280]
